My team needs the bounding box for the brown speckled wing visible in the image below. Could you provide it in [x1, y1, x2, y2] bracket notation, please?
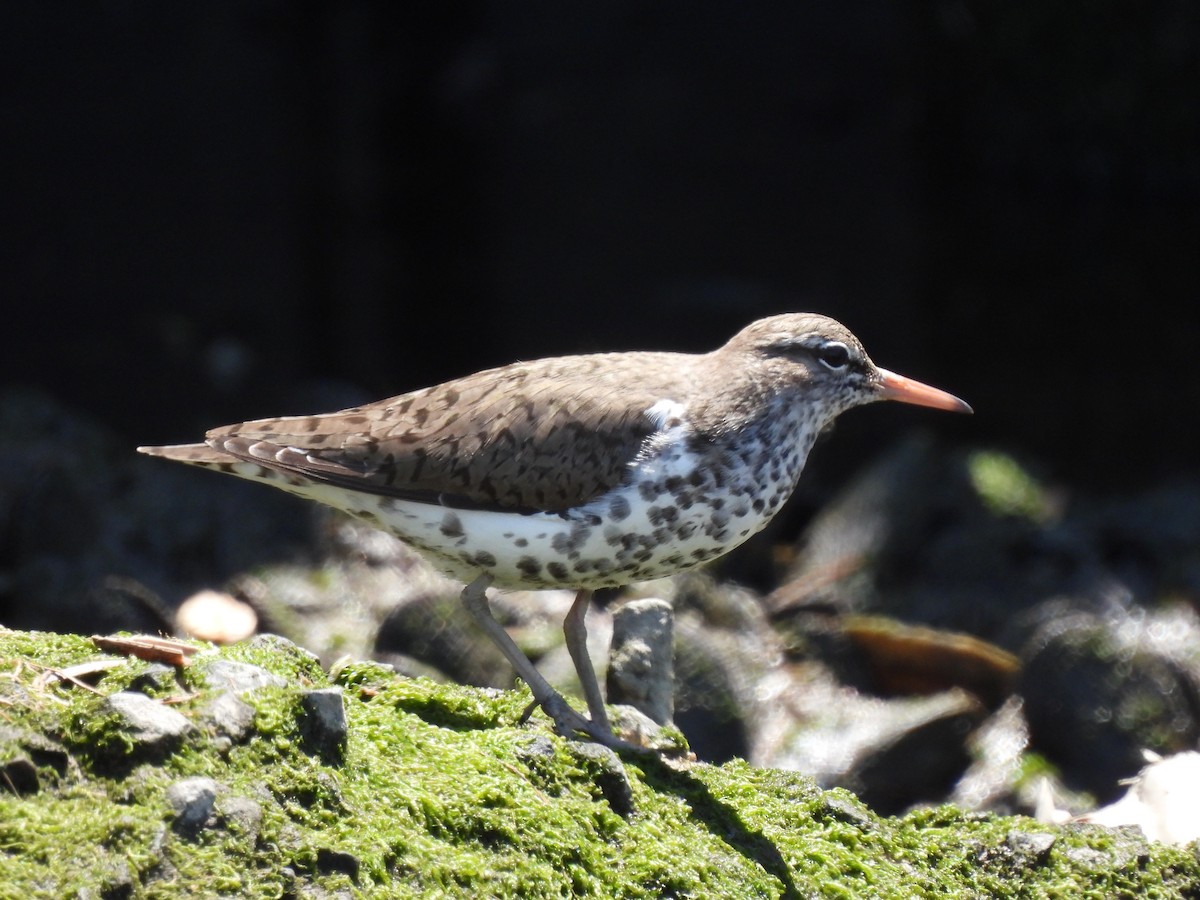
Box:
[205, 351, 695, 513]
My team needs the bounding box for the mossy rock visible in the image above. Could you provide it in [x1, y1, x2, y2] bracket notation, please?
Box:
[1, 627, 1198, 898]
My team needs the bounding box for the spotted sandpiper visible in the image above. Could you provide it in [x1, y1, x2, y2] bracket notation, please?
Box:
[140, 313, 971, 747]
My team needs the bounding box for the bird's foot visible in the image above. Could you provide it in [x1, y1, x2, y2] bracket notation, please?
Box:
[520, 693, 646, 753]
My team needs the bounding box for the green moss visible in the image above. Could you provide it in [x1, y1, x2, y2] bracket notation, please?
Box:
[2, 628, 1199, 898]
[968, 450, 1053, 522]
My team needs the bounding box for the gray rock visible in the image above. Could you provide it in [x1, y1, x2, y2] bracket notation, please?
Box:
[818, 794, 874, 830]
[316, 847, 360, 882]
[301, 687, 348, 762]
[200, 691, 257, 745]
[128, 662, 178, 696]
[571, 741, 635, 817]
[106, 691, 193, 751]
[199, 659, 286, 694]
[166, 776, 221, 832]
[217, 795, 263, 844]
[514, 734, 556, 764]
[606, 598, 674, 726]
[247, 633, 323, 670]
[1006, 830, 1056, 868]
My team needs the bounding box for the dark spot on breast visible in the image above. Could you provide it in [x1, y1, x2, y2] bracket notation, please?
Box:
[474, 551, 497, 567]
[517, 556, 541, 576]
[440, 512, 464, 538]
[752, 498, 765, 513]
[514, 537, 528, 548]
[546, 561, 569, 581]
[638, 481, 660, 503]
[609, 500, 632, 531]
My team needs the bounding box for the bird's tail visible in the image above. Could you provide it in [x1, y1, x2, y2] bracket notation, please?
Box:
[137, 442, 228, 466]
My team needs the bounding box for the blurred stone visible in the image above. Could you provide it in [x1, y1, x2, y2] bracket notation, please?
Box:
[606, 598, 674, 726]
[776, 683, 984, 815]
[840, 615, 1020, 706]
[374, 585, 514, 689]
[1021, 606, 1200, 802]
[1079, 480, 1200, 603]
[772, 439, 1103, 647]
[175, 589, 257, 644]
[666, 573, 782, 764]
[949, 696, 1030, 814]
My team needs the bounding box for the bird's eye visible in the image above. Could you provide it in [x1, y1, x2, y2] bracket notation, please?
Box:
[817, 341, 851, 370]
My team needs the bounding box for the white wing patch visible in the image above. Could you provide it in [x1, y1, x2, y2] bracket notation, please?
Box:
[644, 398, 687, 430]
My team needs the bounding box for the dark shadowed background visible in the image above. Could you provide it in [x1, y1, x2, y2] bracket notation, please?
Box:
[4, 3, 1198, 515]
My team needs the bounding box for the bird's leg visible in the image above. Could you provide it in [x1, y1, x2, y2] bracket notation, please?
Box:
[563, 588, 612, 736]
[459, 574, 619, 746]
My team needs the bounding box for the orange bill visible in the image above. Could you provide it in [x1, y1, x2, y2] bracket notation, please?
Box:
[875, 368, 973, 414]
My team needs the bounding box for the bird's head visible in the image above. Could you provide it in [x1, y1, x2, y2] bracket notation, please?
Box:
[727, 313, 973, 419]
